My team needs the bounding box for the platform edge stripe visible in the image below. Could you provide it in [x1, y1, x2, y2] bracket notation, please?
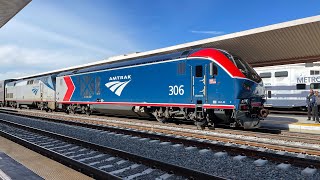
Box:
[0, 169, 12, 180]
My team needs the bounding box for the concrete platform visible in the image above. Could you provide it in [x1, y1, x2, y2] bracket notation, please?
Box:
[261, 114, 320, 133]
[0, 136, 92, 180]
[0, 152, 42, 180]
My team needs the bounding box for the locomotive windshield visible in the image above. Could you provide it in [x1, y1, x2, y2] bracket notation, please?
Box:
[233, 56, 262, 83]
[219, 50, 262, 83]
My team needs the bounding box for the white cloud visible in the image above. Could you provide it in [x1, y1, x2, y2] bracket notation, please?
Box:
[0, 44, 98, 80]
[11, 21, 114, 55]
[190, 30, 224, 35]
[0, 3, 145, 81]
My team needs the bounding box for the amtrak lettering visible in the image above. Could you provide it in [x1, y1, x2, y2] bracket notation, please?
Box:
[297, 76, 320, 83]
[105, 75, 132, 96]
[109, 75, 131, 81]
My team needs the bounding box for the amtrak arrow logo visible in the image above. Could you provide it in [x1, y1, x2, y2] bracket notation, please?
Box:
[105, 80, 131, 96]
[105, 75, 131, 96]
[32, 87, 39, 95]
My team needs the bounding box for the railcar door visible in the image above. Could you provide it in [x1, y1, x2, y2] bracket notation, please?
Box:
[192, 65, 206, 104]
[40, 82, 43, 101]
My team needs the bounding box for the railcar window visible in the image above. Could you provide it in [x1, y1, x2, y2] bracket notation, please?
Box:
[259, 72, 271, 78]
[195, 65, 203, 77]
[296, 84, 306, 90]
[310, 70, 320, 75]
[311, 83, 320, 89]
[275, 71, 288, 77]
[177, 62, 186, 75]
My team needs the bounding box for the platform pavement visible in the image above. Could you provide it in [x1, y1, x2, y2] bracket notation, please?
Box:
[261, 114, 320, 132]
[0, 152, 42, 180]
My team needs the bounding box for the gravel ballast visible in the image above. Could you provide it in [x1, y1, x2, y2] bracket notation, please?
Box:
[0, 113, 319, 180]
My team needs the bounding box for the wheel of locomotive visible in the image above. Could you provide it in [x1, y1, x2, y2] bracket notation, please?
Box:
[195, 119, 208, 130]
[155, 116, 167, 123]
[70, 108, 76, 114]
[152, 108, 167, 123]
[85, 108, 91, 116]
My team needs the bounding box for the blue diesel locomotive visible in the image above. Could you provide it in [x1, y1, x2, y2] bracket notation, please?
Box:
[55, 48, 268, 129]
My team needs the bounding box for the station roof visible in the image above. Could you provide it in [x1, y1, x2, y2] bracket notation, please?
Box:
[18, 15, 320, 79]
[0, 0, 31, 28]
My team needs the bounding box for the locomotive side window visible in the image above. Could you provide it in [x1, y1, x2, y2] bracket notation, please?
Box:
[259, 72, 271, 78]
[195, 65, 203, 77]
[275, 71, 288, 77]
[310, 83, 320, 89]
[209, 63, 218, 77]
[296, 84, 306, 90]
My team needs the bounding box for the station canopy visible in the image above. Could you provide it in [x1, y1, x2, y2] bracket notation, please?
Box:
[0, 0, 31, 28]
[18, 15, 320, 79]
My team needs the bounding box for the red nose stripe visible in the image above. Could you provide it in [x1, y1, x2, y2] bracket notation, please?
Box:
[63, 76, 75, 101]
[189, 49, 245, 78]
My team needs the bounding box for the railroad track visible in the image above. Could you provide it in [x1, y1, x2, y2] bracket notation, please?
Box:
[0, 118, 221, 180]
[1, 109, 320, 152]
[0, 109, 320, 170]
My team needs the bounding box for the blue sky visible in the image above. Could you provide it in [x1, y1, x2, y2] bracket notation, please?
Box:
[0, 0, 319, 80]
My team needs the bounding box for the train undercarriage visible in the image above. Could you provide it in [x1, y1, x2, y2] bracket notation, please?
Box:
[3, 101, 268, 130]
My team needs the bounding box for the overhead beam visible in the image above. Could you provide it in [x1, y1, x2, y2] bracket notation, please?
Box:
[0, 0, 31, 28]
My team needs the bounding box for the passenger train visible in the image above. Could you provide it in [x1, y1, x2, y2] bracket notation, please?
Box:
[255, 62, 320, 110]
[0, 48, 268, 129]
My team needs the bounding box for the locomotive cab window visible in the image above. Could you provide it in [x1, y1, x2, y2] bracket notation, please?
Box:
[296, 84, 306, 90]
[310, 83, 320, 89]
[195, 65, 203, 77]
[209, 63, 218, 77]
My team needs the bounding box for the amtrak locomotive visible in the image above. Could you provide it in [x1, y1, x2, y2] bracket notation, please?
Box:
[1, 48, 268, 129]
